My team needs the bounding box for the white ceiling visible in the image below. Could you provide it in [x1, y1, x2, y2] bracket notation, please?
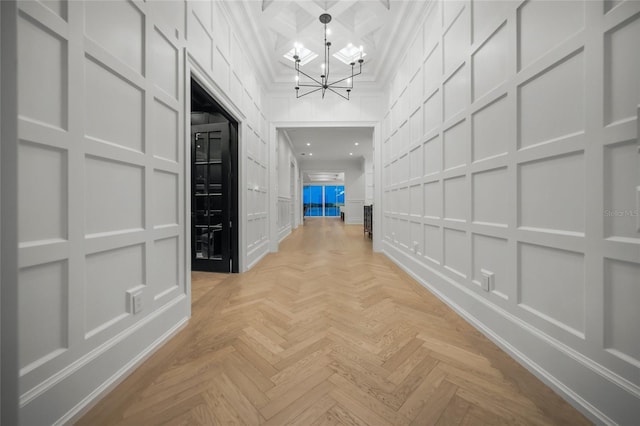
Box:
[226, 0, 429, 86]
[283, 127, 374, 161]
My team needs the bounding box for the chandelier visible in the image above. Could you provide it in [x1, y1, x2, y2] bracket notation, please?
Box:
[293, 13, 364, 100]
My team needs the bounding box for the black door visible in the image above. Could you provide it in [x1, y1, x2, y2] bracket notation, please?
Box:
[191, 123, 232, 272]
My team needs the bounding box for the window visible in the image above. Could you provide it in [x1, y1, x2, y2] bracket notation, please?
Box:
[303, 185, 345, 217]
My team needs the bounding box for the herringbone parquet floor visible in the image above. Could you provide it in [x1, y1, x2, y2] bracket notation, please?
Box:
[77, 218, 590, 425]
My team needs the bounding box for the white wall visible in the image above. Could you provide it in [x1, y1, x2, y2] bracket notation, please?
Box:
[276, 130, 298, 241]
[381, 0, 640, 424]
[13, 0, 270, 424]
[364, 155, 374, 205]
[300, 159, 366, 225]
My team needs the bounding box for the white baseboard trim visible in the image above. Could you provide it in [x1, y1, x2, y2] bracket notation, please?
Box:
[247, 240, 269, 270]
[383, 241, 639, 426]
[56, 316, 189, 425]
[20, 297, 190, 425]
[278, 225, 291, 242]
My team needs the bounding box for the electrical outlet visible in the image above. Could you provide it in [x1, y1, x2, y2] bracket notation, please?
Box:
[127, 288, 144, 315]
[413, 241, 419, 252]
[133, 293, 143, 314]
[480, 269, 494, 292]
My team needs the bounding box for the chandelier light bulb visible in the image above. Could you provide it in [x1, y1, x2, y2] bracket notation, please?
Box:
[295, 75, 299, 82]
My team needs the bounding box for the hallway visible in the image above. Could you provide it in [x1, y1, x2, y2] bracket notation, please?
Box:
[78, 219, 588, 425]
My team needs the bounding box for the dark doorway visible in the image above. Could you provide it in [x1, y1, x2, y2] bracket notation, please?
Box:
[191, 78, 239, 273]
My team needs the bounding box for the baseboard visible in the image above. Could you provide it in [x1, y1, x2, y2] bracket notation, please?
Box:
[383, 241, 639, 426]
[247, 240, 269, 270]
[278, 225, 291, 242]
[20, 297, 189, 426]
[56, 316, 189, 425]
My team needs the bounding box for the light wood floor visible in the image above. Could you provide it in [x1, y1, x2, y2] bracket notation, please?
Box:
[78, 218, 590, 425]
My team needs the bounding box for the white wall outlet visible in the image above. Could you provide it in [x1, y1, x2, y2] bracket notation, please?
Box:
[127, 288, 144, 314]
[480, 269, 494, 292]
[413, 241, 419, 252]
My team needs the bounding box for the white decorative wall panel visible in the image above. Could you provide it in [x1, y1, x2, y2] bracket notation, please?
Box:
[604, 141, 640, 240]
[604, 13, 640, 124]
[472, 167, 508, 226]
[18, 142, 67, 244]
[423, 180, 441, 219]
[40, 0, 67, 20]
[423, 89, 441, 135]
[604, 258, 640, 365]
[471, 95, 508, 161]
[518, 243, 585, 336]
[152, 99, 179, 162]
[152, 237, 179, 300]
[153, 170, 178, 227]
[381, 1, 640, 421]
[444, 228, 468, 278]
[14, 0, 272, 422]
[519, 152, 585, 235]
[443, 119, 468, 170]
[150, 28, 178, 99]
[410, 145, 423, 180]
[84, 0, 143, 74]
[423, 135, 442, 175]
[472, 23, 507, 101]
[423, 45, 441, 97]
[444, 175, 466, 221]
[472, 234, 509, 299]
[443, 65, 468, 121]
[84, 156, 144, 236]
[423, 224, 442, 264]
[443, 6, 469, 74]
[472, 1, 509, 42]
[18, 261, 68, 371]
[189, 12, 213, 70]
[518, 0, 584, 70]
[410, 185, 422, 217]
[518, 51, 584, 149]
[18, 13, 67, 130]
[85, 245, 144, 337]
[84, 57, 143, 152]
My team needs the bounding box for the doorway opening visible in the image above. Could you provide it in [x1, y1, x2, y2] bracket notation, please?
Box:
[190, 78, 239, 273]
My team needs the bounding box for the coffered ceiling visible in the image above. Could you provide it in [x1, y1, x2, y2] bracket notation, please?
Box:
[225, 0, 429, 87]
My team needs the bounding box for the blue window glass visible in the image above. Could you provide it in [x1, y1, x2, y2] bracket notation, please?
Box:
[303, 185, 344, 217]
[324, 185, 344, 217]
[303, 185, 323, 216]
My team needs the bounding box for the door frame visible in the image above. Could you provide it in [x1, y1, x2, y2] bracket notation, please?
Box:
[187, 61, 245, 278]
[269, 121, 382, 253]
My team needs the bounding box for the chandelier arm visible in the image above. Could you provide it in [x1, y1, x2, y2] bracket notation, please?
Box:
[296, 86, 324, 98]
[298, 83, 325, 88]
[327, 85, 353, 89]
[296, 67, 324, 86]
[327, 87, 350, 100]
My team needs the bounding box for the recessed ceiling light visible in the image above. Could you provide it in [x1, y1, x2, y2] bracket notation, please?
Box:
[306, 142, 311, 146]
[354, 142, 359, 146]
[349, 152, 353, 156]
[309, 153, 313, 156]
